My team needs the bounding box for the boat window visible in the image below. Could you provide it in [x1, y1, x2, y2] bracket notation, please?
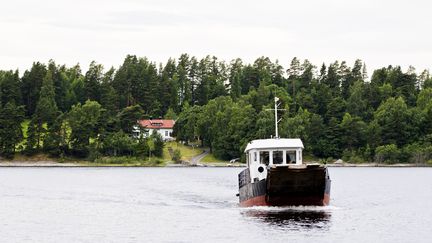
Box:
[254, 152, 257, 162]
[273, 151, 283, 164]
[259, 151, 269, 165]
[286, 151, 296, 164]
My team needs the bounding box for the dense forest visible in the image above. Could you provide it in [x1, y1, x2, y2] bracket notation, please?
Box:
[0, 54, 431, 163]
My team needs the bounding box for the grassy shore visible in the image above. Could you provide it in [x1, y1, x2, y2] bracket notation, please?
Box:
[163, 141, 203, 162]
[200, 153, 228, 163]
[1, 141, 206, 167]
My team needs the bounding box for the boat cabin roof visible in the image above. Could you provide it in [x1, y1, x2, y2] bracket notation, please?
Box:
[244, 138, 304, 152]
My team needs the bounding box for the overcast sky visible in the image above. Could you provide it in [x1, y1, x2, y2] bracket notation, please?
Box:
[1, 0, 431, 74]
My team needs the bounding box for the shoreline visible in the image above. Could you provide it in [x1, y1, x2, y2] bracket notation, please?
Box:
[0, 160, 246, 167]
[0, 160, 431, 168]
[326, 163, 432, 168]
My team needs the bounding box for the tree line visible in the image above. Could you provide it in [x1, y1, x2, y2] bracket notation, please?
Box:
[0, 54, 431, 163]
[174, 57, 432, 163]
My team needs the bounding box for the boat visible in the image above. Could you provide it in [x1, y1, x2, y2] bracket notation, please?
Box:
[237, 97, 331, 207]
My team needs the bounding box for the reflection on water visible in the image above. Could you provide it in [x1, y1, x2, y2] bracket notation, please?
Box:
[242, 207, 331, 229]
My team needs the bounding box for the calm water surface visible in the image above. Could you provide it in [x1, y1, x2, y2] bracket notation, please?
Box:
[1, 167, 431, 242]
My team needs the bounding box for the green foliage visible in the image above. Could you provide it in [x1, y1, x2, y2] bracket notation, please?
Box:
[84, 61, 103, 102]
[375, 144, 400, 164]
[341, 149, 365, 163]
[93, 156, 163, 166]
[340, 113, 367, 150]
[25, 118, 43, 154]
[151, 130, 164, 157]
[135, 137, 150, 158]
[172, 149, 182, 163]
[2, 56, 432, 163]
[67, 100, 103, 157]
[164, 108, 177, 120]
[21, 62, 46, 116]
[35, 70, 59, 124]
[118, 105, 144, 134]
[417, 88, 432, 110]
[0, 70, 22, 106]
[402, 143, 432, 164]
[101, 131, 135, 156]
[0, 102, 25, 158]
[280, 108, 324, 154]
[43, 115, 65, 156]
[373, 97, 416, 147]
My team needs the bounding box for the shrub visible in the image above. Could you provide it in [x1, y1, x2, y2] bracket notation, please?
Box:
[342, 149, 365, 163]
[403, 144, 432, 164]
[375, 144, 400, 164]
[172, 149, 182, 163]
[95, 156, 138, 164]
[87, 143, 100, 162]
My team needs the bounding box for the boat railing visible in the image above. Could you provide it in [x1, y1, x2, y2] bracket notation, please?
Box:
[238, 168, 250, 188]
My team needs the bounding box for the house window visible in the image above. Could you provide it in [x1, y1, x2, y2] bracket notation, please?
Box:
[165, 131, 168, 137]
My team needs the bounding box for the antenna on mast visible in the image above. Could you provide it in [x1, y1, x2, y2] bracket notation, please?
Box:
[266, 97, 286, 139]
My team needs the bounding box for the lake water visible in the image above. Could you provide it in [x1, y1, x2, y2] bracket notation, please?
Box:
[1, 167, 431, 242]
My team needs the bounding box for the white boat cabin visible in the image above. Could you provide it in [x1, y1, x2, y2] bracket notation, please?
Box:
[244, 138, 304, 182]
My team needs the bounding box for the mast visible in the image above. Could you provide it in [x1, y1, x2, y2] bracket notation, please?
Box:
[267, 97, 285, 139]
[266, 96, 285, 138]
[274, 97, 279, 138]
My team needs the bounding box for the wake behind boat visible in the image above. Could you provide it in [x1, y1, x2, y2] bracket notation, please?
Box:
[237, 98, 331, 207]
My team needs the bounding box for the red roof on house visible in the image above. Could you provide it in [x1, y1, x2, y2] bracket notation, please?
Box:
[138, 119, 175, 129]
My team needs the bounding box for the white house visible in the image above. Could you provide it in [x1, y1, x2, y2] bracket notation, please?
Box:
[135, 119, 175, 141]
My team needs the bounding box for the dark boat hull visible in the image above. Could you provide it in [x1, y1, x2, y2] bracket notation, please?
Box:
[238, 165, 331, 207]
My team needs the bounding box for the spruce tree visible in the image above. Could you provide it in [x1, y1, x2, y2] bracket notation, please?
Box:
[21, 62, 46, 116]
[0, 70, 22, 106]
[26, 71, 60, 153]
[229, 58, 243, 100]
[84, 61, 103, 102]
[0, 102, 25, 159]
[35, 71, 59, 125]
[43, 115, 64, 156]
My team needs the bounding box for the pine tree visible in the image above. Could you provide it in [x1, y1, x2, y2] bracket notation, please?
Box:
[99, 67, 118, 114]
[299, 59, 315, 90]
[195, 57, 210, 106]
[26, 70, 60, 153]
[177, 54, 191, 106]
[43, 114, 64, 156]
[229, 58, 243, 100]
[324, 61, 340, 92]
[113, 55, 138, 108]
[21, 62, 47, 116]
[84, 61, 103, 102]
[25, 118, 40, 154]
[189, 57, 199, 105]
[0, 102, 25, 158]
[159, 59, 176, 114]
[35, 71, 59, 125]
[0, 70, 22, 106]
[49, 61, 69, 113]
[118, 105, 144, 134]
